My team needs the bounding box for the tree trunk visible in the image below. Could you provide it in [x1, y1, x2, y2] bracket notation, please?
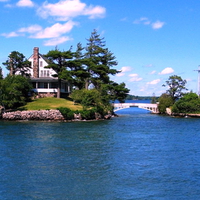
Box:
[85, 78, 89, 90]
[57, 79, 61, 98]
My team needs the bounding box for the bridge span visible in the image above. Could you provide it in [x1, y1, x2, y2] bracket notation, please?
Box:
[113, 103, 159, 113]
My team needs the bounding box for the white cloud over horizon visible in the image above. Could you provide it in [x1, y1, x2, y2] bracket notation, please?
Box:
[30, 21, 77, 39]
[151, 20, 165, 29]
[1, 0, 106, 46]
[129, 73, 143, 82]
[159, 67, 174, 75]
[133, 17, 165, 30]
[16, 0, 34, 7]
[147, 79, 161, 85]
[43, 36, 72, 46]
[116, 66, 132, 77]
[37, 0, 106, 21]
[150, 70, 156, 74]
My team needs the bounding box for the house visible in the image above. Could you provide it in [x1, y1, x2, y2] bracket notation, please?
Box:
[28, 47, 71, 97]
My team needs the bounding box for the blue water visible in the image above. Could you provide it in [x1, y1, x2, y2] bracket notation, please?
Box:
[1, 107, 200, 199]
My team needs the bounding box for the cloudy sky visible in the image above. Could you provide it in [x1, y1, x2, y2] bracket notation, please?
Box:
[1, 0, 200, 96]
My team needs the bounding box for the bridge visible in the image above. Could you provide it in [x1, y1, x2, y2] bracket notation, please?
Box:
[113, 103, 159, 113]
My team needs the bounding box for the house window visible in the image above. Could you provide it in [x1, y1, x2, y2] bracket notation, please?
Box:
[38, 82, 44, 88]
[44, 82, 48, 88]
[40, 70, 50, 77]
[50, 82, 58, 88]
[32, 82, 36, 88]
[40, 61, 43, 67]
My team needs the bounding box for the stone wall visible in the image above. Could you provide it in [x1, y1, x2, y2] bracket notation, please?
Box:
[2, 110, 64, 121]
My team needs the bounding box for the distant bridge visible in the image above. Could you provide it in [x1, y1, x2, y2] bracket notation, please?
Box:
[113, 103, 159, 113]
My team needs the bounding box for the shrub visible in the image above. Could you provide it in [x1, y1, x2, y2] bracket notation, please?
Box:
[58, 107, 74, 120]
[79, 109, 95, 120]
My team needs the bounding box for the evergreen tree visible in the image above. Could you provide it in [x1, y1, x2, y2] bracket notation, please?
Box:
[44, 48, 73, 98]
[0, 67, 3, 79]
[84, 29, 119, 90]
[2, 51, 31, 77]
[68, 43, 90, 90]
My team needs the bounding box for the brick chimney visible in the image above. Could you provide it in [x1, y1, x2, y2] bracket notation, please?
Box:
[33, 47, 39, 78]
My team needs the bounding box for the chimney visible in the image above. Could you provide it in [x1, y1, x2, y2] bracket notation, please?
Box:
[33, 47, 39, 78]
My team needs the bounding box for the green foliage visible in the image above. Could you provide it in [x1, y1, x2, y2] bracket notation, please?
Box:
[108, 82, 130, 103]
[71, 88, 113, 115]
[0, 67, 3, 79]
[0, 75, 32, 109]
[57, 107, 74, 120]
[44, 48, 73, 98]
[172, 92, 200, 113]
[84, 29, 119, 89]
[71, 89, 103, 109]
[79, 109, 96, 120]
[58, 107, 96, 120]
[158, 93, 174, 114]
[163, 75, 187, 102]
[2, 51, 31, 76]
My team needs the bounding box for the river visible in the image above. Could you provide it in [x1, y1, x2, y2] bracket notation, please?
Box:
[0, 106, 200, 199]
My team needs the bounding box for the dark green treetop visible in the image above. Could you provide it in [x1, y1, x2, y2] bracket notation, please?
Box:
[162, 75, 187, 102]
[2, 51, 31, 77]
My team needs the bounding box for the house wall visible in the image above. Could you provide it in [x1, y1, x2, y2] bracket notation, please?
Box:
[28, 47, 71, 96]
[28, 48, 56, 78]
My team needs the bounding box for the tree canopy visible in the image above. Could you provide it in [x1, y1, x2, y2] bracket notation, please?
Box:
[1, 30, 130, 113]
[172, 92, 200, 114]
[2, 51, 31, 77]
[162, 75, 187, 102]
[0, 75, 32, 109]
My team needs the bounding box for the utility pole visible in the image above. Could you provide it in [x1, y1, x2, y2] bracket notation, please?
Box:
[194, 65, 200, 96]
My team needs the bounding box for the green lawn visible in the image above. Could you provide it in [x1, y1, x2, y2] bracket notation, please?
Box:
[21, 97, 83, 111]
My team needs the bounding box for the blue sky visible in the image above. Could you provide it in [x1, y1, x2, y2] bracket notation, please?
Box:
[1, 0, 200, 96]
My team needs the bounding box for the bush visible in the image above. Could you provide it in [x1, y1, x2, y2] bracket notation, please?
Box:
[172, 92, 200, 114]
[79, 109, 95, 120]
[58, 107, 74, 120]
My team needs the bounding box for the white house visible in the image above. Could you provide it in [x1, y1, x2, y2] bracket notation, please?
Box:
[28, 47, 71, 97]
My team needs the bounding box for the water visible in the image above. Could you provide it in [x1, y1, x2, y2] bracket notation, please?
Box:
[1, 107, 200, 199]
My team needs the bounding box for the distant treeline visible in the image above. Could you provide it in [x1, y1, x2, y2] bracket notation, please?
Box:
[126, 94, 159, 101]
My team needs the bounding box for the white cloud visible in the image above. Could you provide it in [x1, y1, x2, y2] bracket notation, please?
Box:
[159, 67, 174, 75]
[121, 66, 132, 72]
[151, 20, 165, 29]
[44, 36, 72, 46]
[133, 17, 150, 25]
[116, 73, 125, 77]
[30, 21, 77, 39]
[147, 79, 161, 85]
[1, 31, 22, 37]
[150, 70, 156, 75]
[116, 66, 132, 77]
[16, 0, 34, 7]
[37, 0, 106, 21]
[18, 25, 42, 33]
[145, 64, 153, 67]
[129, 73, 143, 82]
[133, 17, 165, 30]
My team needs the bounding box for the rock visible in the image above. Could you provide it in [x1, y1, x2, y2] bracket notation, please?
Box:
[2, 110, 65, 121]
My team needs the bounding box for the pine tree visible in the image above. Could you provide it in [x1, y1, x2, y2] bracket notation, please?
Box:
[44, 48, 73, 98]
[3, 51, 31, 77]
[84, 29, 119, 89]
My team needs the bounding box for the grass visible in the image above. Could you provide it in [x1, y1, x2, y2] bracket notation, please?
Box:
[21, 97, 83, 111]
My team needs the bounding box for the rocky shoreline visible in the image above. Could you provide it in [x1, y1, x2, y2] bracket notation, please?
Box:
[2, 110, 65, 121]
[1, 109, 113, 121]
